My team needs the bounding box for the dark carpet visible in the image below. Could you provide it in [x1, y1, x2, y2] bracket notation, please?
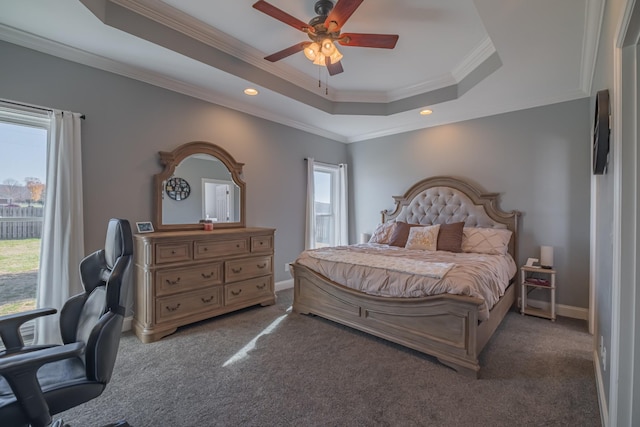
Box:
[59, 288, 601, 426]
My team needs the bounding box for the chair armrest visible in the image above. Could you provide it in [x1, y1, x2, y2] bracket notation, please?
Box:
[0, 341, 84, 373]
[0, 342, 84, 427]
[0, 308, 57, 354]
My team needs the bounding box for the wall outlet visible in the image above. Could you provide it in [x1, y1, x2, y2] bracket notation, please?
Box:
[599, 336, 603, 354]
[284, 263, 291, 273]
[602, 346, 607, 371]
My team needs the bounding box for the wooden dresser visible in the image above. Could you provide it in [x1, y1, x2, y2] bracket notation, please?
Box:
[133, 227, 275, 343]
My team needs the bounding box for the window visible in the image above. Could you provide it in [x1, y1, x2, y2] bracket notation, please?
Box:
[0, 105, 49, 318]
[308, 161, 348, 248]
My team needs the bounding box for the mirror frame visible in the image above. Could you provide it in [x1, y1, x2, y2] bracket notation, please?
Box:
[154, 141, 246, 231]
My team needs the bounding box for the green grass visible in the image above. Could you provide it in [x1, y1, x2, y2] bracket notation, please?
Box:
[0, 239, 40, 315]
[0, 238, 41, 274]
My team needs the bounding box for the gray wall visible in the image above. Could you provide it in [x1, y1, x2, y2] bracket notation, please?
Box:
[1, 40, 592, 314]
[0, 40, 348, 283]
[348, 98, 591, 310]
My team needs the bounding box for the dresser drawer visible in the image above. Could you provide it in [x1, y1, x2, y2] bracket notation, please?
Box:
[156, 263, 223, 297]
[155, 242, 191, 264]
[251, 235, 273, 253]
[155, 287, 223, 324]
[225, 256, 272, 282]
[225, 276, 273, 306]
[194, 238, 249, 260]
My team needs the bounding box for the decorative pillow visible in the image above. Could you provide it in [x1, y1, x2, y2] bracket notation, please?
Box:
[437, 222, 464, 252]
[461, 227, 512, 255]
[406, 225, 441, 250]
[368, 222, 396, 244]
[388, 221, 422, 247]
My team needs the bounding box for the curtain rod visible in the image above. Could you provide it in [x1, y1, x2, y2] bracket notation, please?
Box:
[304, 158, 344, 168]
[1, 99, 86, 119]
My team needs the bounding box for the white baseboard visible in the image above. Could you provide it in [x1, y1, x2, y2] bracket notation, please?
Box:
[123, 315, 133, 332]
[517, 297, 589, 320]
[594, 349, 609, 427]
[275, 279, 294, 292]
[122, 279, 295, 333]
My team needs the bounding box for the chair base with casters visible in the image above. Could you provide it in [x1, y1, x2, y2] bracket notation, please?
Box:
[0, 219, 134, 427]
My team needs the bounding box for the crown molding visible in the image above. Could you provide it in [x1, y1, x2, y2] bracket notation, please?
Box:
[114, 0, 320, 92]
[452, 37, 496, 82]
[346, 88, 589, 143]
[0, 24, 347, 142]
[113, 0, 495, 104]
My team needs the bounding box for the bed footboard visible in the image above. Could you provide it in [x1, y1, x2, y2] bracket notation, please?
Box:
[292, 263, 495, 378]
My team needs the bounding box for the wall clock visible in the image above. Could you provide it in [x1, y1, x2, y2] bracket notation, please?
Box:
[165, 177, 190, 201]
[593, 89, 610, 175]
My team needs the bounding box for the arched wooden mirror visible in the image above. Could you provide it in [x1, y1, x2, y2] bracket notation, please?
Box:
[154, 141, 246, 231]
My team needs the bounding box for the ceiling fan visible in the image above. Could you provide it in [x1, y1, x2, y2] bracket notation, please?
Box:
[252, 0, 399, 76]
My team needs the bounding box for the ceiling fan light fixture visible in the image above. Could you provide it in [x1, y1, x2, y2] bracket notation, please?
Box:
[328, 48, 343, 64]
[321, 38, 336, 56]
[312, 54, 327, 66]
[304, 42, 321, 61]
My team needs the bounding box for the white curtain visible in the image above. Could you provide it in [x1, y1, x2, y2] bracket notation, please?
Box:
[304, 158, 316, 250]
[35, 111, 85, 345]
[337, 163, 348, 246]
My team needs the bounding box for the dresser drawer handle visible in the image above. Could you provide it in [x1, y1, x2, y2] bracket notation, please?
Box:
[171, 250, 176, 255]
[203, 247, 208, 251]
[231, 289, 242, 296]
[236, 244, 240, 248]
[232, 267, 243, 274]
[256, 283, 266, 290]
[257, 263, 267, 269]
[201, 296, 215, 303]
[201, 272, 215, 279]
[166, 277, 181, 285]
[259, 241, 264, 245]
[166, 303, 181, 312]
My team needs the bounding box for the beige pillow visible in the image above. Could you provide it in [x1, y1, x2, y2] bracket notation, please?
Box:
[368, 222, 396, 244]
[406, 225, 441, 250]
[461, 227, 512, 255]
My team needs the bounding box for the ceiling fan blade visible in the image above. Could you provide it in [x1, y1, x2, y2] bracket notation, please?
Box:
[324, 0, 364, 32]
[264, 42, 309, 62]
[326, 57, 344, 76]
[338, 33, 399, 49]
[253, 1, 313, 33]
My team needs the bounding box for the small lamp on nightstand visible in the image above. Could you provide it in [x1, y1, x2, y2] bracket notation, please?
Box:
[540, 245, 554, 269]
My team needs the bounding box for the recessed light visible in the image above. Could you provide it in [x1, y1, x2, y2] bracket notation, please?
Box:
[244, 88, 259, 96]
[420, 109, 433, 116]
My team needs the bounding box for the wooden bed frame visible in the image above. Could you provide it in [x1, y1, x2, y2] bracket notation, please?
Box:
[291, 176, 520, 378]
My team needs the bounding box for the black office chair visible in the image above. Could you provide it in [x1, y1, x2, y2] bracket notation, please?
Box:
[0, 218, 134, 427]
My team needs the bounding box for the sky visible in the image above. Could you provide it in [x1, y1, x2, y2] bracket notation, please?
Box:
[0, 122, 47, 185]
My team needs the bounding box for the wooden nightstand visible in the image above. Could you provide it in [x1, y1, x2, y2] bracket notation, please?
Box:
[520, 266, 556, 321]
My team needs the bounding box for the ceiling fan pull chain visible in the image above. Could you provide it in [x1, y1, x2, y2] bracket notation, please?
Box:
[325, 71, 329, 95]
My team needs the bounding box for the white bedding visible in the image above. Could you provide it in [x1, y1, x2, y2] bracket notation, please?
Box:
[295, 243, 517, 321]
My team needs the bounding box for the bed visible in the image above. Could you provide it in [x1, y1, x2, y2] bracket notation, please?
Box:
[290, 176, 520, 377]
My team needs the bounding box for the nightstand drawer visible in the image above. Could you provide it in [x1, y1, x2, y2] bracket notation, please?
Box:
[156, 263, 223, 297]
[194, 238, 249, 259]
[155, 242, 191, 264]
[225, 256, 272, 282]
[156, 287, 223, 324]
[225, 276, 273, 306]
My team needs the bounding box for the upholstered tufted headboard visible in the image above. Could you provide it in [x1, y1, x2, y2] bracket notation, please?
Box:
[381, 176, 520, 260]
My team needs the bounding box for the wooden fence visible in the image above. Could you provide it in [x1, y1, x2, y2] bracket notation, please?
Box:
[0, 206, 43, 239]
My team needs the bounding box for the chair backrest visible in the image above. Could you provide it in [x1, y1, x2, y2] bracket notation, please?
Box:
[60, 218, 134, 383]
